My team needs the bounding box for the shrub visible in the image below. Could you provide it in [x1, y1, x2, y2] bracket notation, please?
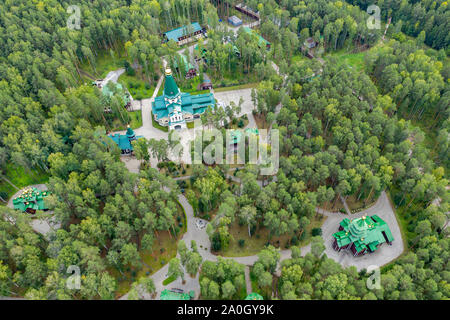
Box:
[211, 232, 222, 251]
[127, 67, 136, 76]
[291, 236, 298, 245]
[238, 239, 245, 247]
[145, 83, 151, 90]
[0, 191, 8, 200]
[312, 228, 322, 236]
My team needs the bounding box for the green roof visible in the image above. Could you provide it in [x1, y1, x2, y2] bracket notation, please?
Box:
[333, 215, 394, 253]
[108, 127, 143, 152]
[245, 293, 263, 300]
[13, 187, 50, 212]
[160, 289, 193, 300]
[164, 22, 202, 42]
[243, 27, 270, 47]
[163, 70, 180, 98]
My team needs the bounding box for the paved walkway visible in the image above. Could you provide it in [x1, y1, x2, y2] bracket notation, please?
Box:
[119, 177, 402, 299]
[244, 266, 252, 295]
[340, 194, 351, 214]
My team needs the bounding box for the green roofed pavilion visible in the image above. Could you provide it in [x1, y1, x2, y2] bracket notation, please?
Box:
[108, 126, 143, 155]
[332, 215, 394, 256]
[160, 289, 194, 300]
[163, 22, 204, 45]
[13, 187, 51, 214]
[245, 293, 263, 300]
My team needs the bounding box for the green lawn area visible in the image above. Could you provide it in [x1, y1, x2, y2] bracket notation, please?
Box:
[81, 48, 127, 79]
[220, 215, 326, 257]
[325, 49, 366, 72]
[187, 121, 195, 129]
[0, 164, 50, 202]
[151, 112, 169, 132]
[118, 74, 155, 100]
[291, 54, 308, 64]
[157, 79, 165, 96]
[324, 41, 385, 73]
[214, 82, 258, 92]
[162, 275, 177, 286]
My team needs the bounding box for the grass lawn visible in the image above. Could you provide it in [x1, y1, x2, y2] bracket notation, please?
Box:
[151, 112, 169, 132]
[291, 54, 308, 64]
[80, 48, 127, 79]
[380, 190, 413, 271]
[187, 121, 195, 129]
[328, 50, 366, 72]
[157, 79, 165, 96]
[0, 164, 50, 202]
[324, 41, 385, 73]
[162, 275, 177, 286]
[214, 82, 258, 92]
[220, 215, 326, 257]
[118, 74, 155, 100]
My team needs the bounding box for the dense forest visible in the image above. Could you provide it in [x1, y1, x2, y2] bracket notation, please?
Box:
[0, 0, 448, 300]
[348, 0, 450, 51]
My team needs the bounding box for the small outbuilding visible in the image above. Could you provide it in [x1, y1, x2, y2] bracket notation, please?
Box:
[228, 15, 242, 27]
[13, 187, 51, 214]
[108, 126, 143, 155]
[163, 22, 205, 46]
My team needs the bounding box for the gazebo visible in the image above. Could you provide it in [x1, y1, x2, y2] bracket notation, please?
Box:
[332, 215, 394, 256]
[13, 187, 51, 214]
[245, 293, 263, 300]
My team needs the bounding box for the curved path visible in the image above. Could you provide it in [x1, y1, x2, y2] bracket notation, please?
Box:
[101, 44, 403, 299]
[120, 188, 402, 300]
